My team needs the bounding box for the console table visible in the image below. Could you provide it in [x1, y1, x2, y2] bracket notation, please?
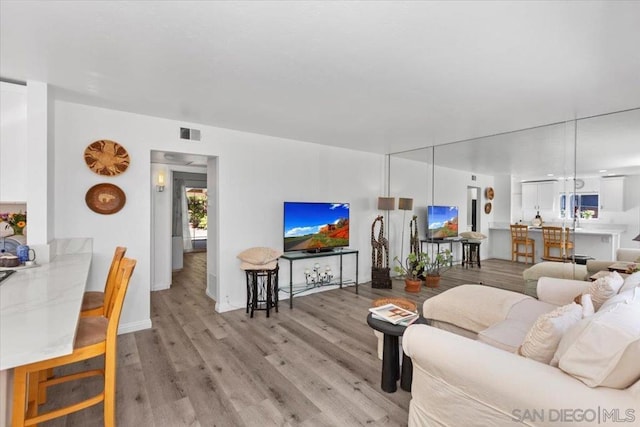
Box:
[280, 249, 359, 308]
[420, 239, 461, 266]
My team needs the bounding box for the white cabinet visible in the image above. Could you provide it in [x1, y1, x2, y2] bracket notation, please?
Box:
[522, 181, 557, 220]
[600, 177, 625, 212]
[0, 82, 28, 202]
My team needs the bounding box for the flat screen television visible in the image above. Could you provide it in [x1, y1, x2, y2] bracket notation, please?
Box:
[426, 205, 459, 239]
[283, 202, 350, 252]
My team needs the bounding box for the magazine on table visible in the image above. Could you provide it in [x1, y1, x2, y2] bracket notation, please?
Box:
[369, 303, 419, 326]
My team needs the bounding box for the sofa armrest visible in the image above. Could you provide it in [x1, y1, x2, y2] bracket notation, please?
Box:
[536, 277, 590, 306]
[586, 260, 614, 275]
[402, 325, 639, 425]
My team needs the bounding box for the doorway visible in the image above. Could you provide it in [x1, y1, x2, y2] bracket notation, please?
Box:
[151, 151, 216, 301]
[467, 186, 480, 232]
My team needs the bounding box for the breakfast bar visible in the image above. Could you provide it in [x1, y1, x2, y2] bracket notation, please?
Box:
[488, 225, 623, 263]
[0, 239, 92, 426]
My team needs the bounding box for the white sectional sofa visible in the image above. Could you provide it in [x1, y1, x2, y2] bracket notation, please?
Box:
[402, 274, 640, 426]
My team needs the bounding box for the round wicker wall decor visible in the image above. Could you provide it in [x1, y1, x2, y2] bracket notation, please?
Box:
[84, 140, 130, 176]
[85, 183, 126, 215]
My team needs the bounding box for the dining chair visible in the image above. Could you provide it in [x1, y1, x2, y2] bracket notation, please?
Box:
[12, 257, 137, 427]
[81, 246, 126, 317]
[510, 224, 535, 264]
[542, 226, 574, 261]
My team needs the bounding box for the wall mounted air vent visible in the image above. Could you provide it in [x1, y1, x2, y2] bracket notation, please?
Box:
[179, 127, 201, 141]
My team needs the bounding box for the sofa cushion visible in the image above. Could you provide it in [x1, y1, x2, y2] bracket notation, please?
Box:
[478, 318, 531, 352]
[506, 298, 557, 324]
[554, 299, 640, 389]
[586, 271, 624, 310]
[519, 303, 583, 364]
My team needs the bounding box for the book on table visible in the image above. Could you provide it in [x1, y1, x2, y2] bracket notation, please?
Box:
[369, 303, 419, 326]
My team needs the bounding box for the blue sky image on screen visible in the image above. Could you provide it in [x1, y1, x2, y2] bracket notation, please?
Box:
[284, 203, 349, 251]
[427, 205, 459, 238]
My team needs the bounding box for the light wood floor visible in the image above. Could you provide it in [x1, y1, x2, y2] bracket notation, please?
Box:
[38, 254, 528, 426]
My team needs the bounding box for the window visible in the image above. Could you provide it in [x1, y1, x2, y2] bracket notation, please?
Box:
[560, 193, 599, 219]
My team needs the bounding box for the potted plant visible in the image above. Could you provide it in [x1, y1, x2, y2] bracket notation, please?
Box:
[421, 249, 453, 288]
[393, 252, 425, 293]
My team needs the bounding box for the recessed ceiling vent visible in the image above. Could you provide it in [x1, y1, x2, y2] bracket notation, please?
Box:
[180, 127, 201, 141]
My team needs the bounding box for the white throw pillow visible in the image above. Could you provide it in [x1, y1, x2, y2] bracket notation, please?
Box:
[580, 294, 595, 318]
[555, 302, 640, 389]
[619, 271, 640, 294]
[587, 271, 624, 310]
[519, 303, 583, 364]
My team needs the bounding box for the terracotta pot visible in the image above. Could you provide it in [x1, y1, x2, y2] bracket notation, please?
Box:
[404, 278, 422, 293]
[424, 274, 441, 288]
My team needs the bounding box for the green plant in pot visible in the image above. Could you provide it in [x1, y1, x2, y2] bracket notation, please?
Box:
[395, 250, 453, 290]
[422, 249, 453, 288]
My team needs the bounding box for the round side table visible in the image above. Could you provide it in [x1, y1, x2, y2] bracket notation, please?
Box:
[366, 313, 427, 393]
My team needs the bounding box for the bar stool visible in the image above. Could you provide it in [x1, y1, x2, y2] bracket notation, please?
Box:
[510, 224, 535, 264]
[12, 258, 137, 427]
[461, 240, 481, 268]
[237, 247, 283, 318]
[542, 226, 574, 261]
[245, 265, 279, 318]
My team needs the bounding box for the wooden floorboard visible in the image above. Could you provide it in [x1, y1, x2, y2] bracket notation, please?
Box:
[38, 253, 528, 426]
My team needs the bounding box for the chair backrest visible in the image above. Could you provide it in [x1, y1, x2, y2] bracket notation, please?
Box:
[542, 226, 570, 245]
[106, 257, 136, 340]
[102, 246, 127, 316]
[510, 224, 529, 241]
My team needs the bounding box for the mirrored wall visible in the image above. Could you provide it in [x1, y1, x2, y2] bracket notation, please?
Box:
[388, 108, 640, 272]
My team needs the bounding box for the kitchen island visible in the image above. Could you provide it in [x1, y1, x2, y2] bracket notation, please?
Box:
[0, 238, 92, 426]
[488, 224, 623, 263]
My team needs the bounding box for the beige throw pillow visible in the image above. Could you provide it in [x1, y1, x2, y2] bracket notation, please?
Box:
[237, 247, 282, 265]
[519, 303, 583, 364]
[587, 271, 624, 310]
[555, 302, 640, 389]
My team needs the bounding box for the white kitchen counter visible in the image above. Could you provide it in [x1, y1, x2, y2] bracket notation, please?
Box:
[488, 225, 623, 262]
[0, 251, 92, 370]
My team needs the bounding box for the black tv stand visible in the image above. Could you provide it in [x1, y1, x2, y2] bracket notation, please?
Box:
[305, 248, 335, 254]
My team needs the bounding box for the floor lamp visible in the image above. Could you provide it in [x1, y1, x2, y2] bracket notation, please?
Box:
[398, 198, 414, 265]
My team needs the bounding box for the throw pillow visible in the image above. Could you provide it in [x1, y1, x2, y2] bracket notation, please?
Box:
[555, 302, 640, 389]
[459, 231, 487, 240]
[587, 271, 624, 310]
[580, 294, 595, 317]
[237, 247, 282, 265]
[572, 293, 595, 317]
[518, 303, 583, 364]
[619, 271, 640, 294]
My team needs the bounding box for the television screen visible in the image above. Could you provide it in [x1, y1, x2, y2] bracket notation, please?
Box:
[427, 205, 459, 239]
[283, 202, 350, 252]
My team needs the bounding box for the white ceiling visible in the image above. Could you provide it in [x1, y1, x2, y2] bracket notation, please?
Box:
[2, 1, 640, 157]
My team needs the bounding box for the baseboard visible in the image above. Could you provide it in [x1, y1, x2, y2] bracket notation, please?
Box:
[214, 300, 245, 313]
[118, 318, 152, 334]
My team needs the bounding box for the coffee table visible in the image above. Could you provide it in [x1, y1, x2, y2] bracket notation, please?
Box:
[366, 313, 427, 393]
[608, 261, 637, 273]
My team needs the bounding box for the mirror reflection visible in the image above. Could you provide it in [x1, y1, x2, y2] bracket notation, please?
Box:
[388, 108, 640, 286]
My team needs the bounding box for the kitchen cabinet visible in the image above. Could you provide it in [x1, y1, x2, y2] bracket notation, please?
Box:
[522, 181, 557, 221]
[600, 176, 625, 212]
[0, 82, 28, 202]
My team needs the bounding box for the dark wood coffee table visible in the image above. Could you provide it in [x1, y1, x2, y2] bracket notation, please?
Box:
[367, 313, 427, 393]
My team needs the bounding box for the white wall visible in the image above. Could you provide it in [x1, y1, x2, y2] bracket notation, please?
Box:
[54, 100, 385, 330]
